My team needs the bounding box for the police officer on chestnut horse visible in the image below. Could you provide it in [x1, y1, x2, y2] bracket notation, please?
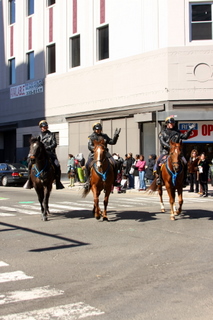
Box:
[84, 122, 121, 190]
[24, 120, 64, 190]
[154, 115, 195, 187]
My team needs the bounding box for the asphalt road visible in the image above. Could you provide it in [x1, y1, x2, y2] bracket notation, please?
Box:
[0, 184, 213, 320]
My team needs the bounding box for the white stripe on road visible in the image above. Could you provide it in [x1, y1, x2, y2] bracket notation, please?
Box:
[0, 213, 16, 217]
[0, 302, 104, 320]
[0, 207, 16, 211]
[0, 286, 63, 305]
[45, 203, 88, 211]
[0, 262, 9, 267]
[0, 271, 33, 283]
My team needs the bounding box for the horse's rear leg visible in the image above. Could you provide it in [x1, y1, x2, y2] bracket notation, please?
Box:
[35, 187, 46, 221]
[158, 186, 165, 213]
[43, 186, 52, 220]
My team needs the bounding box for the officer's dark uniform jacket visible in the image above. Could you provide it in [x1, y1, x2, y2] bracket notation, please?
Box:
[88, 132, 119, 159]
[159, 127, 193, 155]
[38, 130, 57, 160]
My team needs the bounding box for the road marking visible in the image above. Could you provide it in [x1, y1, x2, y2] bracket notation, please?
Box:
[0, 271, 33, 283]
[0, 302, 104, 319]
[0, 198, 9, 200]
[0, 286, 64, 305]
[0, 213, 16, 217]
[0, 207, 16, 211]
[45, 203, 88, 211]
[0, 262, 9, 267]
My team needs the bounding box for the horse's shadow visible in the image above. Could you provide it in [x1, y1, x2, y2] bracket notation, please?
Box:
[179, 209, 213, 220]
[50, 209, 157, 222]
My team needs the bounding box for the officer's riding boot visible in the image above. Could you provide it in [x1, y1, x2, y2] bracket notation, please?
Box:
[23, 161, 33, 189]
[84, 167, 90, 190]
[55, 166, 64, 189]
[183, 165, 188, 188]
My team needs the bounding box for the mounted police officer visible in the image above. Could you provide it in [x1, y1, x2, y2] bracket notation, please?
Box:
[24, 120, 64, 190]
[84, 122, 121, 190]
[154, 115, 195, 186]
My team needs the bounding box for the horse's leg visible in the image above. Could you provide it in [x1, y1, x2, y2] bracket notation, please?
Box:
[35, 186, 45, 221]
[91, 186, 101, 220]
[165, 186, 176, 220]
[43, 186, 51, 221]
[176, 187, 183, 216]
[102, 188, 111, 221]
[158, 185, 165, 212]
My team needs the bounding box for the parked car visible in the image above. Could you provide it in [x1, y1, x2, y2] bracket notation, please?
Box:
[0, 163, 28, 186]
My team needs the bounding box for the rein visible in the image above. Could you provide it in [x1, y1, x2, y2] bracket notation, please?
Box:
[166, 156, 182, 186]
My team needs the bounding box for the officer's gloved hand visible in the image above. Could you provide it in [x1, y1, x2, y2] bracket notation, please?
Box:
[114, 128, 121, 136]
[189, 123, 195, 130]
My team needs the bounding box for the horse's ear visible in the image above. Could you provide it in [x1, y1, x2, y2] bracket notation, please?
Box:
[170, 140, 175, 146]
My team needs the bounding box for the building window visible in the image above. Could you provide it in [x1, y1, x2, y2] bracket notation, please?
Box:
[97, 25, 109, 61]
[47, 44, 56, 74]
[9, 0, 15, 24]
[190, 4, 213, 40]
[23, 134, 32, 148]
[70, 35, 80, 68]
[27, 0, 34, 16]
[47, 0, 55, 6]
[53, 132, 59, 145]
[27, 51, 34, 80]
[9, 58, 15, 85]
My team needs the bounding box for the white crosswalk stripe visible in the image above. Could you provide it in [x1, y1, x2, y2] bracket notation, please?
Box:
[0, 302, 104, 320]
[0, 271, 33, 283]
[0, 286, 64, 305]
[0, 195, 212, 217]
[0, 262, 104, 319]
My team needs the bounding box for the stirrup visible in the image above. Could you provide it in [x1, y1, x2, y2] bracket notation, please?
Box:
[23, 179, 33, 189]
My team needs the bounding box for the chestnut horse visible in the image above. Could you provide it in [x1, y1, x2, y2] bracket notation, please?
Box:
[147, 140, 184, 220]
[82, 139, 114, 221]
[29, 137, 55, 221]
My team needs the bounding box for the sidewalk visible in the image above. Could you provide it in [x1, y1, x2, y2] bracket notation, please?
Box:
[61, 176, 213, 198]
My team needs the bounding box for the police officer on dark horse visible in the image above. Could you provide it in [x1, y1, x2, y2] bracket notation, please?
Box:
[24, 120, 64, 190]
[154, 115, 195, 187]
[84, 122, 121, 190]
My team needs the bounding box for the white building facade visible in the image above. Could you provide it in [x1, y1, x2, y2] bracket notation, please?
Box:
[0, 0, 213, 171]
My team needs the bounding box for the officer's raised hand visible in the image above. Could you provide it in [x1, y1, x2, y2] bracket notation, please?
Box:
[189, 123, 195, 130]
[114, 128, 121, 136]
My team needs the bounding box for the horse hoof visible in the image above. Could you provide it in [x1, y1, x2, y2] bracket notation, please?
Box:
[170, 215, 176, 221]
[42, 216, 48, 221]
[95, 215, 101, 220]
[161, 209, 165, 213]
[103, 217, 108, 221]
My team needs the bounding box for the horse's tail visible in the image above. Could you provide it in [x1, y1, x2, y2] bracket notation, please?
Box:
[82, 187, 90, 198]
[146, 178, 158, 194]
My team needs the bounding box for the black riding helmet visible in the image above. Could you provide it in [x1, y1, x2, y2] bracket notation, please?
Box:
[39, 120, 48, 127]
[165, 116, 175, 124]
[93, 122, 102, 131]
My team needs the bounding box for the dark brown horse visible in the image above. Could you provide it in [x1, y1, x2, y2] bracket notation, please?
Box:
[147, 140, 184, 220]
[82, 139, 114, 221]
[29, 137, 55, 221]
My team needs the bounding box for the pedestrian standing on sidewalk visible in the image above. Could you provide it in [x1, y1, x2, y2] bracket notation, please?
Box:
[198, 152, 209, 197]
[188, 149, 199, 193]
[135, 154, 146, 190]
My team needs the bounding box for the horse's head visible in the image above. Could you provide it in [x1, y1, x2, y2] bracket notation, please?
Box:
[93, 139, 106, 169]
[29, 137, 46, 162]
[169, 140, 182, 172]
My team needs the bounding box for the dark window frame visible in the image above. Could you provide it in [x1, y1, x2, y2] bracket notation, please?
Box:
[27, 51, 35, 80]
[47, 44, 56, 74]
[97, 25, 109, 61]
[70, 35, 80, 68]
[47, 0, 55, 7]
[190, 3, 213, 41]
[9, 58, 16, 85]
[23, 134, 32, 148]
[9, 0, 15, 25]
